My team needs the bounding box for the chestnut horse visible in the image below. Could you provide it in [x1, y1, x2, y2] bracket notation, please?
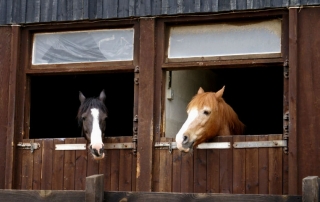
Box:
[78, 90, 108, 160]
[175, 86, 245, 152]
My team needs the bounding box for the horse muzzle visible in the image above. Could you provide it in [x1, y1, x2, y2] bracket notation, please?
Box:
[89, 144, 105, 160]
[176, 135, 194, 152]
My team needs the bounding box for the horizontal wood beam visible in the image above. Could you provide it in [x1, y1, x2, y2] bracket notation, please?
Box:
[0, 190, 85, 202]
[105, 191, 302, 202]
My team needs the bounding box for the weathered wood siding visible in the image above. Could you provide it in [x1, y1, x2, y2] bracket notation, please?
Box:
[15, 137, 136, 191]
[0, 0, 320, 25]
[296, 7, 320, 194]
[153, 135, 286, 194]
[0, 26, 12, 189]
[15, 135, 285, 194]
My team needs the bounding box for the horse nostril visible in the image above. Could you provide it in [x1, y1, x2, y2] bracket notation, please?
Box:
[99, 148, 104, 155]
[182, 135, 188, 144]
[92, 148, 99, 156]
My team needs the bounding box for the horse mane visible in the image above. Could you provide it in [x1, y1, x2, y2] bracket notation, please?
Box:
[187, 92, 245, 135]
[216, 97, 245, 135]
[77, 97, 108, 126]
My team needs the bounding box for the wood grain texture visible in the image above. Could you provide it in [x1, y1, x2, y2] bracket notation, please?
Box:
[193, 147, 207, 193]
[180, 151, 193, 193]
[85, 174, 104, 202]
[41, 139, 53, 190]
[32, 139, 42, 190]
[100, 137, 112, 191]
[0, 190, 85, 202]
[75, 138, 87, 190]
[288, 8, 298, 195]
[152, 145, 160, 192]
[136, 18, 155, 191]
[258, 135, 269, 194]
[206, 138, 220, 193]
[172, 149, 182, 192]
[52, 139, 65, 190]
[233, 135, 246, 194]
[159, 137, 172, 192]
[119, 136, 133, 191]
[302, 176, 319, 202]
[110, 138, 120, 191]
[0, 26, 11, 189]
[245, 135, 259, 194]
[21, 139, 34, 190]
[219, 136, 233, 193]
[296, 7, 320, 195]
[63, 138, 76, 190]
[269, 134, 283, 195]
[5, 26, 20, 189]
[105, 191, 302, 202]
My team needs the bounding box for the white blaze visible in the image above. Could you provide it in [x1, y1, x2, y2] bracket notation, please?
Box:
[175, 108, 199, 150]
[90, 108, 103, 146]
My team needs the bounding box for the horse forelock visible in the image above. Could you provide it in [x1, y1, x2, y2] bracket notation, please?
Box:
[77, 97, 108, 125]
[187, 92, 218, 112]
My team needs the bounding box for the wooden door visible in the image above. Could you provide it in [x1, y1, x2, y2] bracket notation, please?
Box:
[15, 136, 136, 191]
[153, 134, 286, 194]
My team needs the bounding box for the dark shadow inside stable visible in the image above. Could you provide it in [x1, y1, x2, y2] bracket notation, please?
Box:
[212, 65, 283, 135]
[29, 73, 134, 139]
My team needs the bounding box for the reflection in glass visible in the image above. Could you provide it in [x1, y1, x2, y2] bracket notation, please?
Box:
[33, 28, 134, 64]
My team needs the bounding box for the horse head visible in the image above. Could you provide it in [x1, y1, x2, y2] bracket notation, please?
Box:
[78, 90, 108, 160]
[175, 86, 244, 152]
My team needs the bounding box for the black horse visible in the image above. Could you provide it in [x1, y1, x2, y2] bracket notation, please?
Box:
[77, 90, 107, 160]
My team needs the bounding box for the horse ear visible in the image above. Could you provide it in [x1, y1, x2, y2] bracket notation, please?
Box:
[99, 90, 106, 102]
[79, 91, 86, 104]
[197, 87, 205, 94]
[215, 86, 225, 98]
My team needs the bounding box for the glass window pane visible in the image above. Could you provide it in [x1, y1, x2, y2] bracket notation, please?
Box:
[32, 28, 134, 65]
[168, 19, 281, 59]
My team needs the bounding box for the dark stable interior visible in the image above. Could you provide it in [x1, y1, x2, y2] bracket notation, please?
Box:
[29, 73, 134, 139]
[211, 66, 284, 135]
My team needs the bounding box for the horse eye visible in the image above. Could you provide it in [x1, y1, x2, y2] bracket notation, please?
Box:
[203, 110, 211, 115]
[82, 117, 86, 121]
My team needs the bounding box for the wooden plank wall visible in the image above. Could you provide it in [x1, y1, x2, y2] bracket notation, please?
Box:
[16, 137, 136, 191]
[296, 7, 320, 195]
[153, 134, 286, 194]
[0, 26, 12, 189]
[16, 135, 285, 194]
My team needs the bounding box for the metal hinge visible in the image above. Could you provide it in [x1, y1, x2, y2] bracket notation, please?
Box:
[154, 142, 231, 153]
[17, 142, 40, 153]
[132, 114, 138, 155]
[283, 111, 289, 154]
[134, 66, 139, 85]
[284, 59, 289, 79]
[233, 140, 287, 148]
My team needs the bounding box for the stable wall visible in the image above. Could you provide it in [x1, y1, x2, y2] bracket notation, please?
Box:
[1, 7, 320, 195]
[0, 26, 17, 189]
[295, 7, 320, 194]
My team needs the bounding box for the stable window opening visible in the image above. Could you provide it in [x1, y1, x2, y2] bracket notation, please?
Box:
[164, 66, 283, 138]
[28, 73, 134, 139]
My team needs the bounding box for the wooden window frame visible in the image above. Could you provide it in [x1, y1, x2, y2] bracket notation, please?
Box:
[154, 9, 289, 142]
[16, 19, 140, 141]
